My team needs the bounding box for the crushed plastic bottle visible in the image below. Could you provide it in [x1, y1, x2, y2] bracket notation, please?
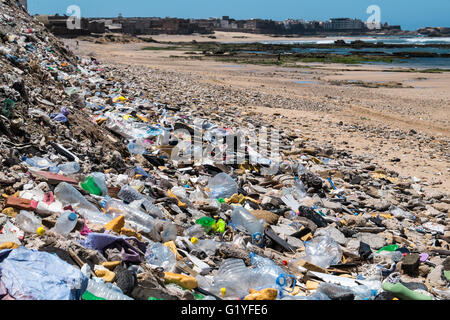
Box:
[15, 210, 45, 235]
[145, 242, 176, 271]
[84, 278, 133, 300]
[230, 206, 264, 240]
[208, 173, 238, 199]
[302, 235, 343, 268]
[57, 162, 80, 174]
[190, 237, 217, 255]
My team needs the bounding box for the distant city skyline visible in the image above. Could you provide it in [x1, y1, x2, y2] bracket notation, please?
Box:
[28, 0, 449, 31]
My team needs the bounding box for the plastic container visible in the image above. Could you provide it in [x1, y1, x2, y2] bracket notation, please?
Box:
[58, 162, 80, 174]
[145, 242, 176, 271]
[184, 224, 206, 238]
[117, 185, 143, 203]
[230, 206, 264, 237]
[302, 236, 343, 268]
[21, 156, 55, 169]
[208, 173, 238, 199]
[212, 258, 254, 299]
[84, 279, 133, 300]
[105, 199, 158, 236]
[127, 141, 147, 155]
[161, 222, 178, 243]
[54, 182, 112, 225]
[51, 211, 78, 236]
[15, 210, 44, 235]
[80, 176, 102, 196]
[250, 253, 295, 295]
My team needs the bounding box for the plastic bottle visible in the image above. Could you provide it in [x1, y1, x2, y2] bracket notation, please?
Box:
[250, 253, 295, 295]
[84, 279, 133, 300]
[213, 258, 254, 299]
[54, 182, 112, 225]
[51, 211, 78, 236]
[161, 222, 178, 243]
[208, 173, 238, 199]
[105, 199, 158, 234]
[302, 236, 343, 268]
[80, 176, 102, 196]
[145, 242, 176, 271]
[15, 210, 45, 235]
[21, 156, 55, 169]
[230, 206, 264, 237]
[58, 162, 80, 174]
[190, 237, 217, 255]
[91, 172, 108, 196]
[127, 141, 147, 155]
[184, 224, 206, 238]
[117, 185, 143, 203]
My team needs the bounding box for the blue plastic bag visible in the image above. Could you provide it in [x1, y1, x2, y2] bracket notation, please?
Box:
[0, 247, 88, 300]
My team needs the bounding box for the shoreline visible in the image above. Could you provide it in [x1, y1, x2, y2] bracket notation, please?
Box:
[65, 38, 450, 192]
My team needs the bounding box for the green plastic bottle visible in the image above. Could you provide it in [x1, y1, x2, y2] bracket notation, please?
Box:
[377, 244, 399, 253]
[80, 176, 102, 196]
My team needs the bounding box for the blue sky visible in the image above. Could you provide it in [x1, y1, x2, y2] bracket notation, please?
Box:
[28, 0, 449, 31]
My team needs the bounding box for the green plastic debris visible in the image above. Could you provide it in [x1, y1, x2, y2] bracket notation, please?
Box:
[82, 290, 106, 300]
[444, 270, 450, 282]
[377, 244, 399, 253]
[196, 217, 226, 234]
[80, 176, 102, 196]
[382, 281, 433, 300]
[193, 292, 205, 300]
[196, 216, 216, 233]
[2, 99, 16, 118]
[148, 297, 163, 300]
[217, 198, 225, 203]
[215, 219, 226, 233]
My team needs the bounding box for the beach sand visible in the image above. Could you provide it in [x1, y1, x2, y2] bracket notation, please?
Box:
[64, 37, 450, 192]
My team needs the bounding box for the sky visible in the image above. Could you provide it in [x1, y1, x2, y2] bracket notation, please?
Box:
[28, 0, 450, 31]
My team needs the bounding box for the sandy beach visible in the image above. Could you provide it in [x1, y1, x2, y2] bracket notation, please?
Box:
[64, 36, 450, 192]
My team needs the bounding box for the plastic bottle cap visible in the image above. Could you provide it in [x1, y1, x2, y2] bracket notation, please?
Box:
[68, 212, 77, 221]
[220, 288, 226, 296]
[190, 237, 198, 244]
[36, 227, 45, 236]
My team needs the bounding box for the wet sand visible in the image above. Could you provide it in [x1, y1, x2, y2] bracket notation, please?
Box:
[64, 38, 450, 192]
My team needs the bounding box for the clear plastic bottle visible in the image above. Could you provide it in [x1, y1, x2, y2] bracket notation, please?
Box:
[58, 162, 80, 174]
[51, 211, 78, 236]
[21, 156, 55, 169]
[161, 222, 178, 243]
[117, 185, 143, 203]
[90, 172, 108, 196]
[230, 206, 264, 236]
[105, 199, 158, 235]
[54, 182, 112, 225]
[85, 279, 133, 300]
[145, 242, 176, 271]
[127, 141, 147, 155]
[184, 224, 206, 238]
[250, 253, 294, 294]
[212, 258, 254, 299]
[15, 210, 44, 234]
[208, 173, 238, 199]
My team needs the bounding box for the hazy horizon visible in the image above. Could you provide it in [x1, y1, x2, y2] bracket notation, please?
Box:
[28, 0, 449, 31]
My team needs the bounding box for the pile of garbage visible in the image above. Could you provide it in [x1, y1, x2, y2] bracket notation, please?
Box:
[0, 0, 448, 300]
